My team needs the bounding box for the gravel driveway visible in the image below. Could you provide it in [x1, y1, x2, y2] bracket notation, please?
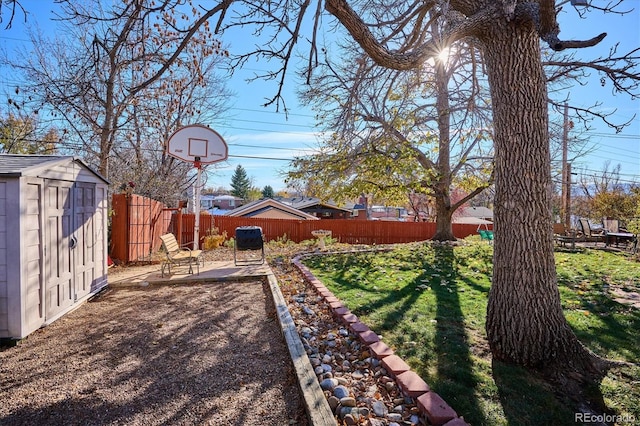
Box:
[0, 280, 308, 425]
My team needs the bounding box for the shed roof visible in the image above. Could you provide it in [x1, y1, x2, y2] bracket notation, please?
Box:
[0, 154, 109, 183]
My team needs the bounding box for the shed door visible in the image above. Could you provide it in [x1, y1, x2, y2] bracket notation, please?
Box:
[45, 180, 74, 319]
[74, 182, 96, 300]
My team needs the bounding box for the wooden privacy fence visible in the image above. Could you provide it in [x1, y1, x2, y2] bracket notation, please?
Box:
[110, 193, 488, 263]
[110, 194, 173, 263]
[179, 215, 484, 247]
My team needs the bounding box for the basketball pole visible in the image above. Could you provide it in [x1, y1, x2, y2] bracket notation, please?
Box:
[194, 157, 202, 250]
[165, 124, 228, 254]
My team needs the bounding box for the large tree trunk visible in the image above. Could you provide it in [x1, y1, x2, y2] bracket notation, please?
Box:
[432, 190, 455, 241]
[481, 17, 602, 376]
[432, 59, 456, 241]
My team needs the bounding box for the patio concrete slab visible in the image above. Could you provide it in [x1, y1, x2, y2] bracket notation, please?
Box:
[108, 260, 271, 287]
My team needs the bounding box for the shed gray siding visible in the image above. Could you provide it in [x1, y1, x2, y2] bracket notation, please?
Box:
[0, 182, 7, 335]
[0, 155, 109, 339]
[24, 181, 44, 332]
[1, 177, 22, 338]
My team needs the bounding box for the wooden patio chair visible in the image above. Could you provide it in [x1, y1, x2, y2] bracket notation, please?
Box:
[159, 233, 203, 277]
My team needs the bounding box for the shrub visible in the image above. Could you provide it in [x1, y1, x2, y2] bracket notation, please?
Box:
[203, 227, 227, 250]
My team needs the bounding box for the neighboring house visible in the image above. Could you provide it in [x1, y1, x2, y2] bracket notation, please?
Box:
[345, 194, 369, 220]
[457, 206, 494, 221]
[200, 194, 216, 210]
[284, 197, 353, 219]
[213, 194, 243, 210]
[225, 198, 319, 220]
[344, 195, 410, 221]
[454, 206, 494, 224]
[369, 205, 409, 221]
[200, 194, 243, 213]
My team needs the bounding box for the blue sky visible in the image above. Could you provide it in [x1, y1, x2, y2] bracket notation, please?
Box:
[0, 2, 638, 193]
[551, 3, 640, 188]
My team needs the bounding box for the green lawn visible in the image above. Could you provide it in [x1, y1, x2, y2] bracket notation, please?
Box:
[302, 240, 640, 426]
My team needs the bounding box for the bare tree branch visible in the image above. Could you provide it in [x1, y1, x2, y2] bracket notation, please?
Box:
[0, 0, 26, 29]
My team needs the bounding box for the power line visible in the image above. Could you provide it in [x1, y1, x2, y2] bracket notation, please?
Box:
[229, 154, 292, 161]
[0, 35, 30, 43]
[229, 106, 316, 120]
[591, 143, 640, 154]
[226, 117, 317, 129]
[215, 123, 317, 136]
[229, 142, 315, 153]
[575, 166, 640, 179]
[588, 132, 639, 140]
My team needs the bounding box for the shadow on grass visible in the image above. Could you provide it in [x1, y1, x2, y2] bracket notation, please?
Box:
[319, 246, 488, 424]
[429, 245, 609, 425]
[312, 252, 424, 332]
[429, 245, 486, 425]
[307, 244, 640, 424]
[491, 359, 580, 426]
[315, 247, 486, 423]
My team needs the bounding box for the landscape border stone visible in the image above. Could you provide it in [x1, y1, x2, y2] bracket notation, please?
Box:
[292, 252, 470, 426]
[266, 272, 337, 426]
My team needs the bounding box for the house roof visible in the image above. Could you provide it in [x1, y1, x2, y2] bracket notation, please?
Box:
[201, 194, 242, 201]
[213, 194, 242, 201]
[459, 206, 493, 219]
[0, 154, 109, 183]
[284, 197, 352, 212]
[226, 198, 319, 220]
[453, 216, 493, 224]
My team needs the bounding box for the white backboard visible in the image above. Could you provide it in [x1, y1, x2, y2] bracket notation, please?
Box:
[166, 124, 228, 164]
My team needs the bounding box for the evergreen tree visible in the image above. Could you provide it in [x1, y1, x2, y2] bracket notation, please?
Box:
[230, 165, 251, 200]
[262, 185, 274, 199]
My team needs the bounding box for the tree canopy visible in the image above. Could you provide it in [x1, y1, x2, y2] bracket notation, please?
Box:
[290, 22, 495, 237]
[261, 185, 275, 199]
[0, 114, 58, 154]
[2, 0, 231, 205]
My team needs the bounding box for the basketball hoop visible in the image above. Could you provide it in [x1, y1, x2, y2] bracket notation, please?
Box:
[165, 125, 228, 250]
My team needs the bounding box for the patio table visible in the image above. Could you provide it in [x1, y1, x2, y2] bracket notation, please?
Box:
[605, 231, 637, 251]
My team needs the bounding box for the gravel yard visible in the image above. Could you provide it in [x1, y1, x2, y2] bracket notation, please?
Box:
[0, 279, 308, 426]
[2, 244, 428, 426]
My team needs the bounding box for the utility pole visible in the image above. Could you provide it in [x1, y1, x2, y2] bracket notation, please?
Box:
[560, 103, 570, 228]
[565, 162, 572, 228]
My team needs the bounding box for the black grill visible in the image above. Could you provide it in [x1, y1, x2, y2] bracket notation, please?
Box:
[234, 226, 265, 265]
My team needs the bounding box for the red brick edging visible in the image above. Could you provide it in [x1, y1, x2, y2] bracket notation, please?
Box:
[292, 255, 469, 426]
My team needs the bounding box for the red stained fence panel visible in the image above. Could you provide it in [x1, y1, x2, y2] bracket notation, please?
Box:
[110, 194, 173, 263]
[178, 215, 485, 247]
[110, 194, 488, 263]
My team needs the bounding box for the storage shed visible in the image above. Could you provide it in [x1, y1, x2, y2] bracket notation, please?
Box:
[0, 155, 109, 340]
